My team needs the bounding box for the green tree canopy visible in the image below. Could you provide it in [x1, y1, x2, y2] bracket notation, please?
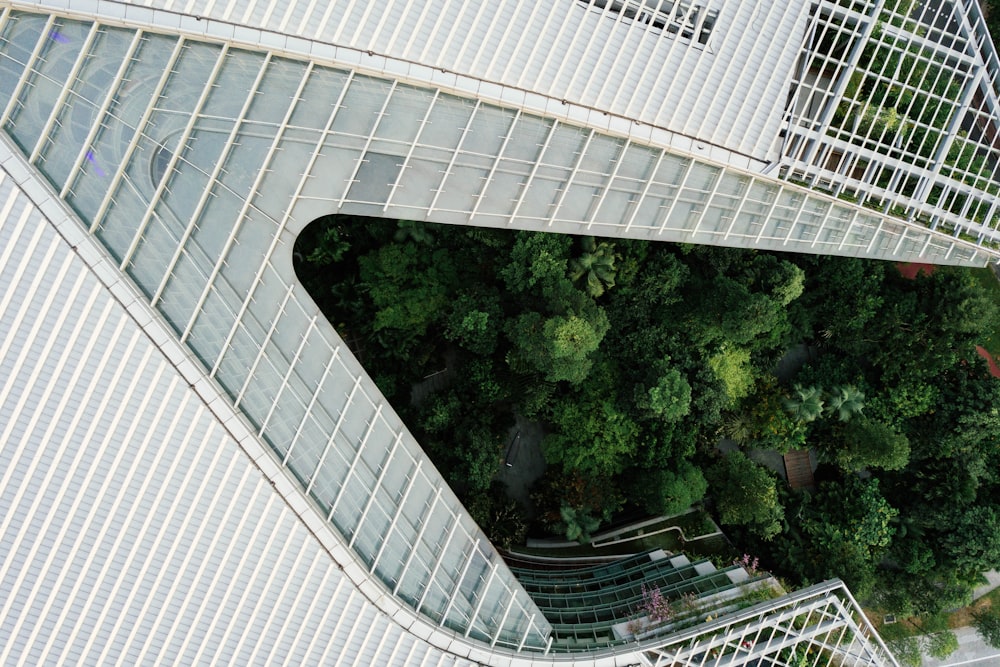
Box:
[780, 477, 897, 597]
[706, 451, 784, 540]
[541, 394, 640, 477]
[973, 608, 1000, 649]
[825, 385, 865, 421]
[708, 346, 755, 403]
[939, 505, 1000, 578]
[634, 366, 692, 421]
[501, 231, 573, 296]
[358, 242, 456, 350]
[835, 418, 911, 471]
[628, 460, 708, 517]
[505, 311, 610, 384]
[783, 385, 825, 423]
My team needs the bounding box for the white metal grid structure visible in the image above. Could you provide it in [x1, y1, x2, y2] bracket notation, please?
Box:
[0, 0, 966, 663]
[58, 0, 808, 161]
[0, 7, 561, 652]
[781, 0, 1000, 250]
[639, 581, 896, 667]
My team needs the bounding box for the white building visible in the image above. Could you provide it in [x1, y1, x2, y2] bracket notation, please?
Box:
[4, 0, 991, 663]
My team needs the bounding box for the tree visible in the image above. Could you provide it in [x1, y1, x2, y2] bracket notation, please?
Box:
[542, 396, 639, 477]
[393, 219, 435, 245]
[940, 505, 1000, 577]
[789, 255, 885, 346]
[530, 468, 624, 540]
[466, 483, 529, 551]
[444, 293, 501, 355]
[745, 380, 807, 452]
[973, 608, 1000, 649]
[634, 367, 691, 421]
[920, 613, 959, 660]
[302, 217, 351, 265]
[765, 260, 806, 306]
[835, 418, 910, 471]
[416, 388, 509, 494]
[505, 311, 609, 384]
[783, 385, 825, 423]
[885, 636, 921, 667]
[560, 505, 601, 544]
[500, 231, 573, 296]
[813, 478, 896, 553]
[568, 236, 618, 297]
[874, 569, 973, 617]
[863, 268, 998, 385]
[925, 631, 959, 660]
[628, 460, 708, 516]
[685, 277, 791, 350]
[706, 451, 784, 540]
[793, 477, 897, 596]
[358, 243, 455, 353]
[825, 385, 865, 421]
[708, 346, 755, 402]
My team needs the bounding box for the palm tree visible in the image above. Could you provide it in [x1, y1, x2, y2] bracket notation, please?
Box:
[826, 385, 865, 421]
[394, 219, 435, 245]
[783, 385, 825, 423]
[721, 411, 754, 446]
[568, 236, 617, 297]
[559, 506, 601, 544]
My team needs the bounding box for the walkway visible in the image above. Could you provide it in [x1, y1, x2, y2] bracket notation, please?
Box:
[922, 626, 1000, 667]
[976, 346, 1000, 378]
[783, 450, 815, 490]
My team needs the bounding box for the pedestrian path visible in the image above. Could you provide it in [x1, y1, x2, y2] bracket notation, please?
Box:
[922, 626, 999, 667]
[783, 450, 814, 490]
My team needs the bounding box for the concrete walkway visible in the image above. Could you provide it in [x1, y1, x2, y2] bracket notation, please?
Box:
[918, 571, 1000, 667]
[494, 415, 546, 517]
[972, 570, 1000, 601]
[922, 626, 1000, 667]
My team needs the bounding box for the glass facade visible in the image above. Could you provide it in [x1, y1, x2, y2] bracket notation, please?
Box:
[509, 551, 750, 651]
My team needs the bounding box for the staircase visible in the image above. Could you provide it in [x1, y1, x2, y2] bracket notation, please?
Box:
[508, 550, 770, 651]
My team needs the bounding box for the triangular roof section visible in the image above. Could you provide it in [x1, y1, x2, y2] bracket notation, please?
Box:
[0, 6, 553, 652]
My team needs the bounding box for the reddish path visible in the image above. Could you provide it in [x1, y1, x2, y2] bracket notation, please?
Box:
[896, 262, 936, 279]
[977, 346, 1000, 378]
[897, 263, 1000, 378]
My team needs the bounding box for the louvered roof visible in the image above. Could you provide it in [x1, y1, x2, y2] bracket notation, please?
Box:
[113, 0, 812, 161]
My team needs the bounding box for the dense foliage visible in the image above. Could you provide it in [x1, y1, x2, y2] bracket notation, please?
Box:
[296, 215, 1000, 615]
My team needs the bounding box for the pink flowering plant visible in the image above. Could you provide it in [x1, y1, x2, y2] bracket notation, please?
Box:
[734, 553, 762, 577]
[640, 585, 673, 623]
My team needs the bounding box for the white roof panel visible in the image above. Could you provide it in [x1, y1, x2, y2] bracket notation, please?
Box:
[119, 0, 812, 161]
[0, 167, 469, 667]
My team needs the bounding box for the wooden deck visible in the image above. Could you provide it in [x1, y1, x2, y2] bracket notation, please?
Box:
[783, 450, 815, 491]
